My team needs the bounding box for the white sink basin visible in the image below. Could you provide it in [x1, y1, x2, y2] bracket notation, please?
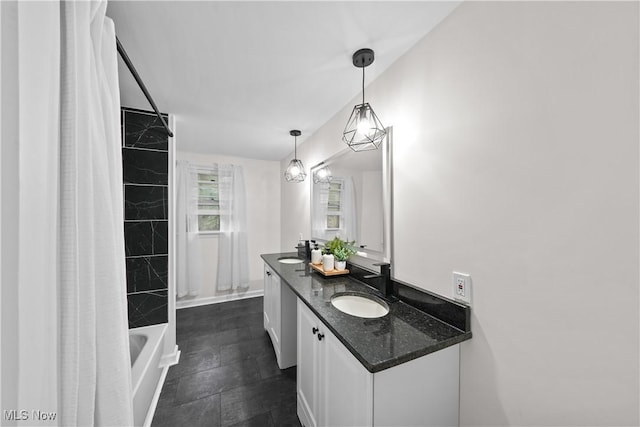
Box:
[330, 293, 389, 319]
[278, 258, 304, 264]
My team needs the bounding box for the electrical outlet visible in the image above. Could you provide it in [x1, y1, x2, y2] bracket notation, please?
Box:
[453, 272, 471, 305]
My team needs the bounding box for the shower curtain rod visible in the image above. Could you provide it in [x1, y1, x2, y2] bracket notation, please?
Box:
[116, 37, 174, 138]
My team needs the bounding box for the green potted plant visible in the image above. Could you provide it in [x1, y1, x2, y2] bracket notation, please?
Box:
[323, 237, 357, 270]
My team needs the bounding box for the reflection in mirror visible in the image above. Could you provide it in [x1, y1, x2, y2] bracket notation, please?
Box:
[310, 130, 391, 262]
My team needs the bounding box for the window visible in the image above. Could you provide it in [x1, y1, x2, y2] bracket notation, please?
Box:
[196, 172, 220, 232]
[326, 181, 342, 230]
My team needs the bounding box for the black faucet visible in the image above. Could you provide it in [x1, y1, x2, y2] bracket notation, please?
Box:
[363, 262, 394, 298]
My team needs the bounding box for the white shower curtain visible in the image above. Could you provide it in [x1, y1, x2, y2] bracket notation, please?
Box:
[1, 1, 133, 425]
[217, 164, 249, 291]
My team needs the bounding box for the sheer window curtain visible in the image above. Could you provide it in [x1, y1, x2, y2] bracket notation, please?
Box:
[341, 176, 358, 241]
[311, 176, 358, 242]
[312, 181, 330, 241]
[217, 164, 249, 291]
[2, 1, 133, 425]
[176, 161, 203, 297]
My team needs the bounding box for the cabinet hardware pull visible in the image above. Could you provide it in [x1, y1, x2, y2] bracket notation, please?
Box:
[312, 327, 318, 335]
[317, 333, 324, 341]
[266, 271, 271, 276]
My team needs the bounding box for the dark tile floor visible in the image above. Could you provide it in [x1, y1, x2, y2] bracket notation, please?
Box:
[151, 297, 302, 427]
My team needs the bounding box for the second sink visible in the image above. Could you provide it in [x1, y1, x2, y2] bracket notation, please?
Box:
[278, 258, 304, 264]
[330, 293, 389, 318]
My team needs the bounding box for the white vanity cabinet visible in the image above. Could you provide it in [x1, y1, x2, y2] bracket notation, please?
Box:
[296, 298, 461, 427]
[263, 263, 297, 369]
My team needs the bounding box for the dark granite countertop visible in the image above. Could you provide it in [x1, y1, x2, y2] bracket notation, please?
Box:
[261, 252, 472, 373]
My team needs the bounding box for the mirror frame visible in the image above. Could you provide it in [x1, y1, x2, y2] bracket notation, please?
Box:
[309, 128, 393, 264]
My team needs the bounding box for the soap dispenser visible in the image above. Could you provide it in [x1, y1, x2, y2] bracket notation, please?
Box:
[311, 243, 322, 265]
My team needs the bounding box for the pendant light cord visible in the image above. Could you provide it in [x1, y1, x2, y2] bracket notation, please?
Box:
[362, 66, 365, 105]
[294, 135, 297, 159]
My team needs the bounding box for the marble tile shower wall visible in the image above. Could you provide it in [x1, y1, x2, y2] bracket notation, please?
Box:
[122, 108, 169, 328]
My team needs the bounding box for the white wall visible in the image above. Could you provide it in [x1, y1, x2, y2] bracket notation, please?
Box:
[281, 2, 639, 425]
[1, 2, 60, 417]
[178, 151, 281, 305]
[0, 0, 19, 415]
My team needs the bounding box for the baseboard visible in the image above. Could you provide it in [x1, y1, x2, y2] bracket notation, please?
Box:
[176, 289, 264, 309]
[160, 345, 180, 368]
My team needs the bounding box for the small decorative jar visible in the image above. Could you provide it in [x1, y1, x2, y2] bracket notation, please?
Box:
[311, 247, 322, 264]
[335, 260, 347, 271]
[322, 254, 335, 272]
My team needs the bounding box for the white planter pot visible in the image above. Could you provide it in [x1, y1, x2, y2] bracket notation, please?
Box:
[322, 254, 335, 272]
[335, 260, 347, 271]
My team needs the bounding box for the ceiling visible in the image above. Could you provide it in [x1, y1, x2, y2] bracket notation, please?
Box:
[106, 1, 460, 161]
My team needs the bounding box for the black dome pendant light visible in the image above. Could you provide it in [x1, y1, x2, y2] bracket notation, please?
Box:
[284, 130, 306, 183]
[342, 48, 386, 151]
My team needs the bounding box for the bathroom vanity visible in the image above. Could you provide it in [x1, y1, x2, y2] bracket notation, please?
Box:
[261, 253, 472, 427]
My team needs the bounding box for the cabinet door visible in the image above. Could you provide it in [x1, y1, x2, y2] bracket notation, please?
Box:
[278, 279, 298, 369]
[297, 299, 319, 427]
[264, 264, 297, 370]
[269, 273, 282, 352]
[263, 265, 272, 330]
[320, 326, 373, 427]
[298, 299, 373, 427]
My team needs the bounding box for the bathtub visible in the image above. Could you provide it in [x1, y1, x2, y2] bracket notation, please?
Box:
[130, 324, 168, 427]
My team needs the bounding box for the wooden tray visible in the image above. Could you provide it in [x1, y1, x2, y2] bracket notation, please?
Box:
[309, 262, 350, 276]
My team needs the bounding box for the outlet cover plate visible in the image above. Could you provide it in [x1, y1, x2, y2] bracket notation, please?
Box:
[453, 272, 471, 305]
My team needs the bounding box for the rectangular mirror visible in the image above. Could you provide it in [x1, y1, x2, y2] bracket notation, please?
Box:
[310, 129, 392, 263]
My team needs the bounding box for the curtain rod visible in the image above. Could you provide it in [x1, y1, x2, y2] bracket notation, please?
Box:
[116, 37, 174, 138]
